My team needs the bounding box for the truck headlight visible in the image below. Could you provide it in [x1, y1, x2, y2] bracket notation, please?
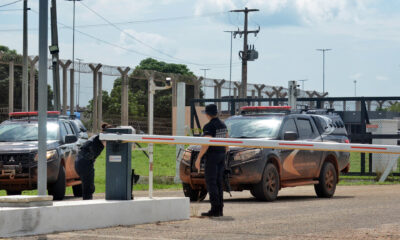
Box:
[233, 149, 261, 161]
[34, 150, 58, 162]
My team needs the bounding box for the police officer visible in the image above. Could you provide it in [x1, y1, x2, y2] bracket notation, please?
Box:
[75, 123, 111, 200]
[195, 104, 228, 217]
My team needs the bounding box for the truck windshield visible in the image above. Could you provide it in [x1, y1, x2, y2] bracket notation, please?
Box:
[225, 116, 283, 138]
[0, 122, 59, 142]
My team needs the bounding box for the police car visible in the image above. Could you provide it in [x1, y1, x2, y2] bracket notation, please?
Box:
[180, 106, 350, 202]
[0, 111, 83, 200]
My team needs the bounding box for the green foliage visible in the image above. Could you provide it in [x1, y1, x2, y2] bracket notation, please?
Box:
[90, 58, 199, 119]
[0, 45, 53, 109]
[380, 102, 400, 113]
[135, 58, 195, 77]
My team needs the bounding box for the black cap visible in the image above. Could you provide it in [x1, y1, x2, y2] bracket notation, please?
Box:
[205, 104, 218, 116]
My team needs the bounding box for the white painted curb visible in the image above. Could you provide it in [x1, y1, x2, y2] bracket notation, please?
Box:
[0, 197, 189, 238]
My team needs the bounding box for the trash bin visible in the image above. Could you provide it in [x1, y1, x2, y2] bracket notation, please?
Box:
[105, 127, 134, 200]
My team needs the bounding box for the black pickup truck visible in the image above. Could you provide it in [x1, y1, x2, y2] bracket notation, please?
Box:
[0, 111, 84, 200]
[180, 106, 350, 201]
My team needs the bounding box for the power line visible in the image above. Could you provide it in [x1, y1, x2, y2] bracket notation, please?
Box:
[0, 8, 22, 11]
[28, 8, 237, 69]
[79, 1, 226, 67]
[75, 11, 228, 28]
[0, 0, 21, 8]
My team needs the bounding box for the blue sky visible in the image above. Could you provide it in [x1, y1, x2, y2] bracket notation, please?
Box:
[1, 0, 400, 106]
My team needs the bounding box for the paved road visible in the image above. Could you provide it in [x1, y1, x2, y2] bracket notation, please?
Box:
[18, 185, 400, 239]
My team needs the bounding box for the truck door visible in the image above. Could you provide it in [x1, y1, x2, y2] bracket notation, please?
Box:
[62, 121, 80, 179]
[295, 117, 323, 178]
[279, 117, 303, 180]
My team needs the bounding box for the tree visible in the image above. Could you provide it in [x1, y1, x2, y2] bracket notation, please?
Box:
[90, 58, 200, 119]
[381, 102, 400, 112]
[0, 45, 54, 110]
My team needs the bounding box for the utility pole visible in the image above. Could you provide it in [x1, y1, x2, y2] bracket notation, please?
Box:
[224, 30, 234, 98]
[50, 0, 61, 111]
[22, 0, 29, 111]
[200, 68, 210, 79]
[316, 48, 331, 94]
[231, 7, 259, 99]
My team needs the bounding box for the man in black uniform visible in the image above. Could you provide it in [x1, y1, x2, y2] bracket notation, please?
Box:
[75, 123, 111, 200]
[195, 104, 228, 217]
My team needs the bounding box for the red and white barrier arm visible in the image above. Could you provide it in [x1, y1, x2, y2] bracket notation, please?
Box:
[99, 133, 400, 154]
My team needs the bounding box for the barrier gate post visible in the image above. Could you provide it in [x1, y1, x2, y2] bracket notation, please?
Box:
[105, 127, 134, 200]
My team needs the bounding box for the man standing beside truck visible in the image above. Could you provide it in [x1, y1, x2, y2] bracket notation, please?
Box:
[195, 104, 228, 217]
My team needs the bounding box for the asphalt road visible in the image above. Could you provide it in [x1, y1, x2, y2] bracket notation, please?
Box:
[16, 185, 400, 239]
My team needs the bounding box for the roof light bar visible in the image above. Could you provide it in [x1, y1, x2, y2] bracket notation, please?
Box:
[9, 111, 60, 117]
[240, 106, 291, 111]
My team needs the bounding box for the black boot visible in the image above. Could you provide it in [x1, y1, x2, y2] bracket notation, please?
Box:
[219, 206, 223, 217]
[201, 206, 221, 217]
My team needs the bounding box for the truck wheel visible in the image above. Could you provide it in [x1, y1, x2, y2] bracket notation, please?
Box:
[72, 184, 83, 197]
[314, 161, 337, 198]
[182, 183, 207, 202]
[48, 165, 66, 200]
[252, 163, 280, 201]
[6, 190, 22, 195]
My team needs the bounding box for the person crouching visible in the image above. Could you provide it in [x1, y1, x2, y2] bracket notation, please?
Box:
[75, 123, 111, 200]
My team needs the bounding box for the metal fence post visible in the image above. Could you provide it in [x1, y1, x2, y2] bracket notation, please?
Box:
[8, 61, 14, 113]
[28, 56, 39, 111]
[58, 60, 71, 115]
[98, 71, 103, 130]
[89, 64, 102, 133]
[70, 68, 74, 114]
[117, 67, 130, 126]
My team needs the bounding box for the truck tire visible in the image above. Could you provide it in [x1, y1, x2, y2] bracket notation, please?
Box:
[182, 183, 207, 202]
[48, 165, 66, 200]
[6, 190, 22, 195]
[72, 184, 83, 197]
[314, 161, 337, 198]
[251, 163, 280, 201]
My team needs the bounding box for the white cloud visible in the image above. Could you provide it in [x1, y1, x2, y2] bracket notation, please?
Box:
[376, 75, 388, 81]
[194, 0, 378, 25]
[349, 73, 363, 80]
[117, 29, 176, 58]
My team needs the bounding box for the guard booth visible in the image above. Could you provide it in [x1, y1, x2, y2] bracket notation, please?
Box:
[105, 126, 135, 200]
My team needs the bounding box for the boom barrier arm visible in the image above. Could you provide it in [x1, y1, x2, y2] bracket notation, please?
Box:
[100, 133, 400, 155]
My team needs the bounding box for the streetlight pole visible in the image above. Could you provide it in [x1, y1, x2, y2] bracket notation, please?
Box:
[66, 0, 81, 106]
[316, 49, 331, 94]
[224, 31, 234, 98]
[22, 0, 29, 111]
[354, 80, 357, 97]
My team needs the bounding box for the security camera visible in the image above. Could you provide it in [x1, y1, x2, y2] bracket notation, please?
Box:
[165, 77, 171, 86]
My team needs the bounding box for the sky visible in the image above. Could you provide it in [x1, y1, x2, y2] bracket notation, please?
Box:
[1, 0, 400, 106]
